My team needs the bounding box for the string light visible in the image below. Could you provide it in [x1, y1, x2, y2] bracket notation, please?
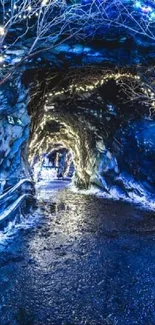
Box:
[142, 6, 152, 13]
[27, 5, 32, 12]
[43, 71, 155, 115]
[0, 26, 5, 36]
[42, 0, 49, 6]
[134, 1, 142, 9]
[0, 56, 4, 63]
[134, 1, 154, 15]
[43, 73, 141, 108]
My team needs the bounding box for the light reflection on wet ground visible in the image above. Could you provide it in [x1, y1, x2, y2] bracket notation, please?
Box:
[0, 180, 155, 325]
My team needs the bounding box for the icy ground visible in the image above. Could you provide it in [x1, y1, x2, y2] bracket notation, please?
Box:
[0, 180, 155, 325]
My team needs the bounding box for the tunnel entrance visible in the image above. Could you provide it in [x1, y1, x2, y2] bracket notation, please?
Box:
[26, 66, 155, 199]
[32, 146, 74, 184]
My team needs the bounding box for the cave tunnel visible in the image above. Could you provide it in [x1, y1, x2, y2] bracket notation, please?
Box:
[4, 66, 154, 197]
[1, 1, 155, 324]
[33, 145, 74, 182]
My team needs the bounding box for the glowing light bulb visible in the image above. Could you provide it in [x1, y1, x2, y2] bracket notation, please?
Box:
[134, 1, 141, 9]
[42, 0, 48, 6]
[27, 5, 32, 11]
[0, 26, 5, 36]
[141, 6, 152, 13]
[0, 55, 4, 63]
[149, 12, 155, 20]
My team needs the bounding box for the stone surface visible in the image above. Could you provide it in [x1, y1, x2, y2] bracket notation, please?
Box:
[0, 182, 155, 325]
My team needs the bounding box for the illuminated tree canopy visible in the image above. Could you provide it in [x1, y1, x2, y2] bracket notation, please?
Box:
[1, 0, 155, 66]
[0, 0, 155, 111]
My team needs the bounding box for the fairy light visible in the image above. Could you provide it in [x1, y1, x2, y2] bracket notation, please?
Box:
[0, 55, 4, 63]
[134, 1, 142, 9]
[142, 6, 152, 13]
[27, 5, 32, 12]
[29, 69, 155, 157]
[134, 1, 154, 16]
[42, 0, 49, 6]
[43, 72, 155, 115]
[42, 72, 147, 115]
[150, 12, 155, 20]
[0, 26, 5, 36]
[66, 72, 141, 95]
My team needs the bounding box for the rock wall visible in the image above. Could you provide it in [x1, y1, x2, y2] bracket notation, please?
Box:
[90, 119, 155, 205]
[0, 77, 31, 192]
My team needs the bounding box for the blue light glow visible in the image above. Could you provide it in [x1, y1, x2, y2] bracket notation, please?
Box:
[134, 1, 142, 8]
[150, 11, 155, 20]
[141, 5, 152, 13]
[133, 0, 154, 17]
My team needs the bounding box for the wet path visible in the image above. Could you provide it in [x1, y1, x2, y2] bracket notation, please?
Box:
[0, 181, 155, 325]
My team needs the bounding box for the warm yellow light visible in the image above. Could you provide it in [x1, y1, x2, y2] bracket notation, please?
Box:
[0, 55, 4, 63]
[42, 0, 49, 6]
[0, 26, 5, 36]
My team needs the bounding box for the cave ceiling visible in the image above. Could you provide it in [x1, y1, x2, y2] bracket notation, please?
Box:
[27, 66, 153, 162]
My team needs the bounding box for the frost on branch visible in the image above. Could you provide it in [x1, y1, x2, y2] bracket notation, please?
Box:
[0, 0, 155, 110]
[0, 0, 155, 66]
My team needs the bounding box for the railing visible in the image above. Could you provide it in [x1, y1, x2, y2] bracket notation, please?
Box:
[0, 179, 35, 230]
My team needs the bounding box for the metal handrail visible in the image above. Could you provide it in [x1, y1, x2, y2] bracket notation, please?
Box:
[0, 179, 35, 229]
[0, 194, 34, 227]
[0, 179, 34, 204]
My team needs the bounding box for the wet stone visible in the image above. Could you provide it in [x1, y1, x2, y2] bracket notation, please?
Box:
[0, 182, 155, 325]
